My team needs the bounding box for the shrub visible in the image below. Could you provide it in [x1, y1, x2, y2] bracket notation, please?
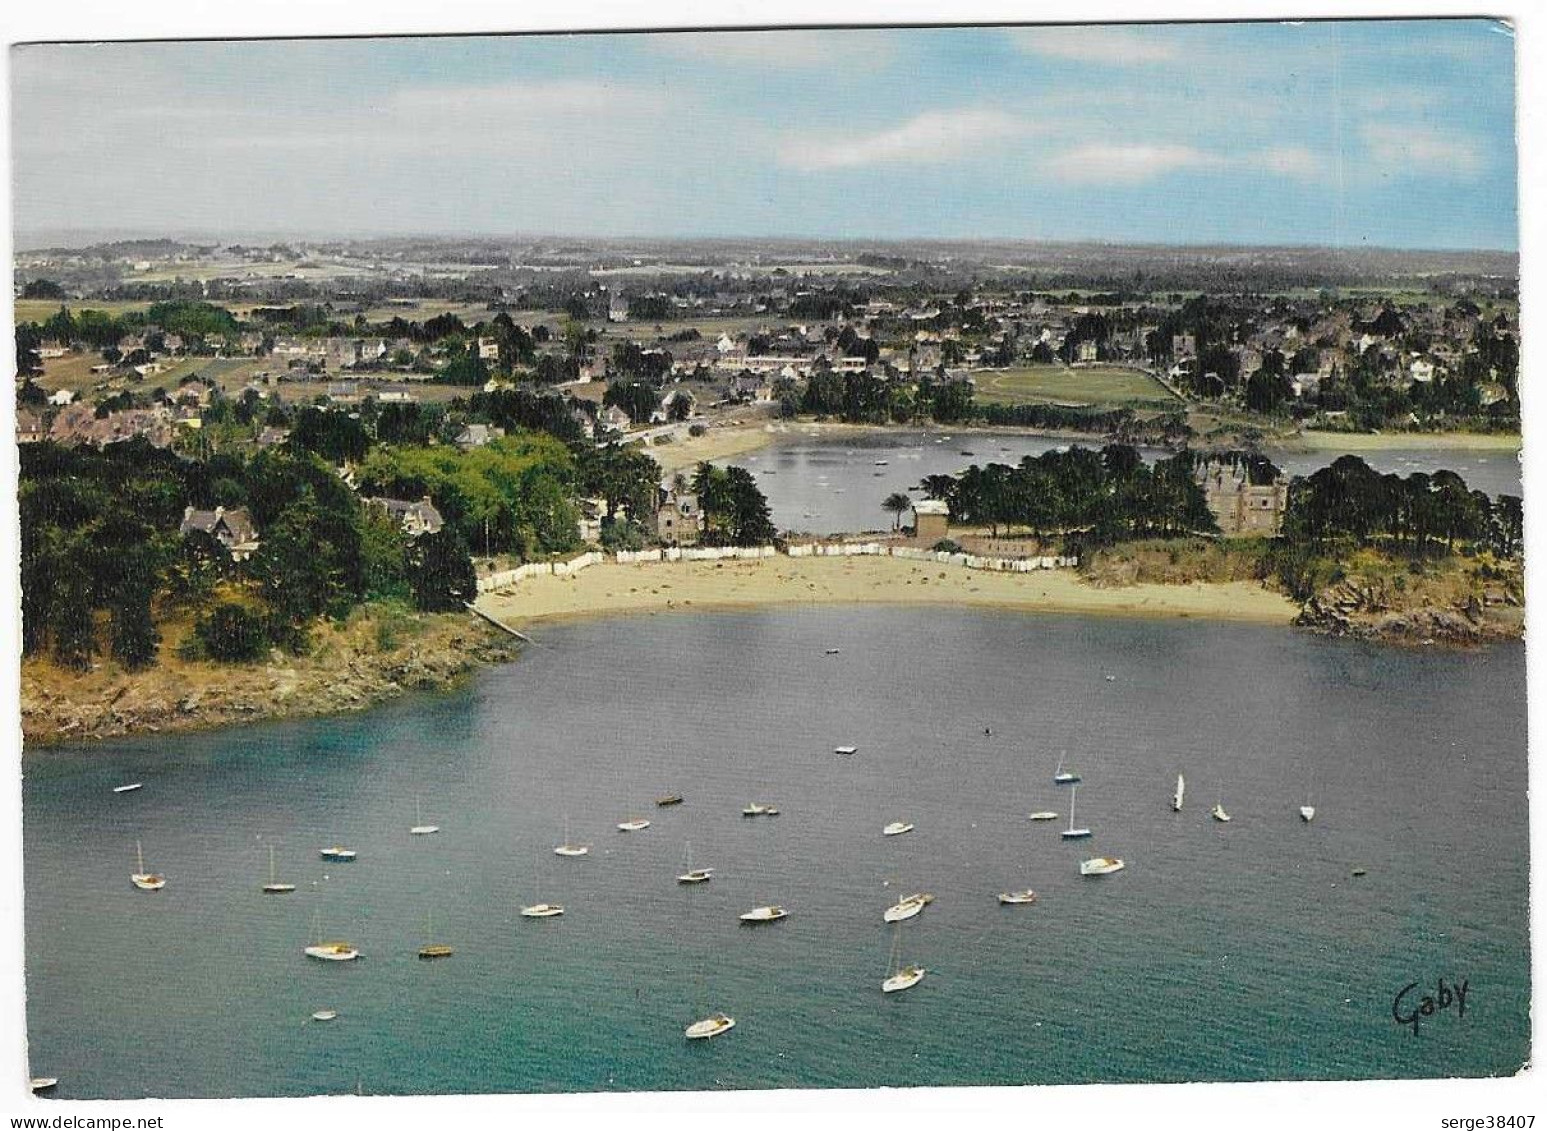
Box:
[195, 602, 269, 662]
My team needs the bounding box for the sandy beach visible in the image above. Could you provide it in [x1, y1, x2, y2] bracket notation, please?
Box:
[1288, 429, 1521, 453]
[475, 556, 1300, 629]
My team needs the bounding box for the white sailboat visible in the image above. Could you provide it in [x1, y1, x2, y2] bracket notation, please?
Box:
[303, 910, 360, 961]
[262, 844, 296, 894]
[617, 818, 651, 832]
[676, 841, 713, 884]
[1212, 800, 1231, 822]
[1173, 774, 1185, 812]
[881, 926, 925, 994]
[739, 905, 787, 923]
[741, 802, 780, 817]
[882, 892, 934, 923]
[522, 850, 566, 917]
[1062, 785, 1092, 839]
[130, 840, 165, 891]
[554, 816, 589, 857]
[1300, 771, 1316, 822]
[1053, 753, 1080, 785]
[409, 797, 439, 835]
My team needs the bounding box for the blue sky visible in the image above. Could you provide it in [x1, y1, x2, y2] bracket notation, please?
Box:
[9, 20, 1519, 249]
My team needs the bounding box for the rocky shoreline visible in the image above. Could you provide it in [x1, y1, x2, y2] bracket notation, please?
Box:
[1295, 579, 1525, 647]
[20, 610, 521, 748]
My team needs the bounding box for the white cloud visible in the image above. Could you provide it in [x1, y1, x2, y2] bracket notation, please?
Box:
[1044, 143, 1224, 184]
[1259, 146, 1323, 180]
[1007, 26, 1180, 65]
[781, 108, 1028, 171]
[1360, 123, 1484, 177]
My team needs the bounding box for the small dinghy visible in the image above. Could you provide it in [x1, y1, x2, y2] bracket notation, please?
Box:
[655, 795, 684, 807]
[834, 745, 858, 756]
[882, 821, 914, 836]
[685, 1013, 736, 1040]
[113, 782, 143, 794]
[520, 903, 565, 918]
[998, 889, 1038, 905]
[310, 1010, 339, 1022]
[742, 802, 780, 817]
[1028, 811, 1058, 821]
[617, 818, 651, 832]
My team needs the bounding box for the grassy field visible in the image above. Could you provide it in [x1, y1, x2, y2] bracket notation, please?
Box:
[971, 364, 1180, 408]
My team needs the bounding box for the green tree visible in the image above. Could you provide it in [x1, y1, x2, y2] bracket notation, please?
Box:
[883, 492, 912, 531]
[408, 527, 477, 611]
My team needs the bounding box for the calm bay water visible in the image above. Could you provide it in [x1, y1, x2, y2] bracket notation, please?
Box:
[723, 429, 1521, 535]
[23, 608, 1529, 1097]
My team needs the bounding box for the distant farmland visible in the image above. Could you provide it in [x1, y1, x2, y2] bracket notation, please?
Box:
[971, 364, 1180, 409]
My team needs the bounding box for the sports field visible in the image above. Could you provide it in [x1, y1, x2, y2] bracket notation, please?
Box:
[971, 364, 1180, 408]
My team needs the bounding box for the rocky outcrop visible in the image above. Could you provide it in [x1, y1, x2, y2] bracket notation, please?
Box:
[1296, 578, 1523, 647]
[21, 615, 520, 747]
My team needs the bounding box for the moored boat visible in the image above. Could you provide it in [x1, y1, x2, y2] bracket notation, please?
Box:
[1300, 805, 1317, 822]
[130, 840, 164, 891]
[262, 845, 296, 894]
[409, 797, 440, 835]
[304, 942, 361, 961]
[554, 816, 589, 856]
[883, 892, 933, 922]
[310, 1010, 338, 1022]
[1027, 810, 1058, 821]
[520, 903, 565, 918]
[29, 1077, 58, 1093]
[617, 818, 651, 832]
[882, 821, 914, 836]
[319, 847, 357, 862]
[998, 889, 1038, 905]
[685, 1013, 736, 1040]
[656, 795, 684, 807]
[1062, 785, 1092, 839]
[882, 965, 926, 993]
[834, 745, 858, 756]
[1053, 754, 1080, 785]
[742, 802, 780, 817]
[1212, 802, 1231, 823]
[738, 905, 787, 923]
[113, 782, 143, 794]
[676, 841, 712, 884]
[1080, 857, 1125, 876]
[1174, 774, 1185, 812]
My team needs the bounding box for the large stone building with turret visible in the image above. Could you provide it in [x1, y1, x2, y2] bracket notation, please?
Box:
[1193, 452, 1288, 537]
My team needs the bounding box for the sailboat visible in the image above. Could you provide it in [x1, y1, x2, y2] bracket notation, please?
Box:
[303, 910, 360, 961]
[741, 802, 780, 817]
[1053, 754, 1080, 785]
[554, 816, 589, 857]
[417, 909, 453, 960]
[409, 797, 440, 836]
[881, 925, 925, 993]
[130, 840, 165, 891]
[1173, 774, 1186, 812]
[883, 892, 934, 922]
[738, 905, 788, 923]
[262, 844, 296, 894]
[617, 818, 651, 832]
[676, 841, 713, 884]
[1300, 771, 1316, 822]
[1062, 785, 1092, 839]
[1212, 800, 1232, 822]
[522, 850, 566, 917]
[319, 846, 357, 862]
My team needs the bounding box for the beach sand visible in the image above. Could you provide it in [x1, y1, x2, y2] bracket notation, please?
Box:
[1291, 430, 1521, 453]
[476, 556, 1300, 628]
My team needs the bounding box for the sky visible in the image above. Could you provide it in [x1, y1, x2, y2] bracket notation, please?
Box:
[8, 19, 1520, 250]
